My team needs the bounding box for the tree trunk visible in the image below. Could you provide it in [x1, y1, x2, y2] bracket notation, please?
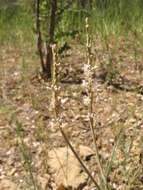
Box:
[46, 0, 57, 78]
[36, 0, 46, 73]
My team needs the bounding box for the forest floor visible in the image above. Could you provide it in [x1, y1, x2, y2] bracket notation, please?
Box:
[1, 36, 143, 190]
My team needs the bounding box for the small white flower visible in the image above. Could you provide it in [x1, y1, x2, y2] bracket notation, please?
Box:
[6, 150, 12, 156]
[35, 110, 39, 114]
[87, 112, 95, 118]
[60, 98, 68, 104]
[49, 120, 55, 128]
[83, 96, 90, 106]
[50, 99, 55, 109]
[82, 80, 88, 88]
[113, 183, 117, 189]
[13, 72, 19, 76]
[33, 142, 40, 147]
[109, 138, 114, 143]
[31, 125, 35, 129]
[14, 173, 18, 177]
[83, 63, 89, 73]
[57, 62, 61, 66]
[46, 85, 51, 90]
[61, 122, 68, 129]
[72, 92, 77, 97]
[93, 65, 98, 70]
[83, 63, 96, 79]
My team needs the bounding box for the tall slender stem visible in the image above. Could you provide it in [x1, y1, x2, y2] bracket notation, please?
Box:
[85, 17, 109, 190]
[51, 44, 101, 190]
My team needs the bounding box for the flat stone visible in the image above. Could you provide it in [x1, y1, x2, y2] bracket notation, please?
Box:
[0, 179, 19, 190]
[48, 147, 88, 189]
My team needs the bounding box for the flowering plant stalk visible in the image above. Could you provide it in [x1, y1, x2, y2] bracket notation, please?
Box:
[85, 17, 109, 190]
[51, 44, 100, 190]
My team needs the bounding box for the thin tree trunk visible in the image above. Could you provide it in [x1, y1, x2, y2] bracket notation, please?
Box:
[36, 0, 46, 73]
[46, 0, 57, 78]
